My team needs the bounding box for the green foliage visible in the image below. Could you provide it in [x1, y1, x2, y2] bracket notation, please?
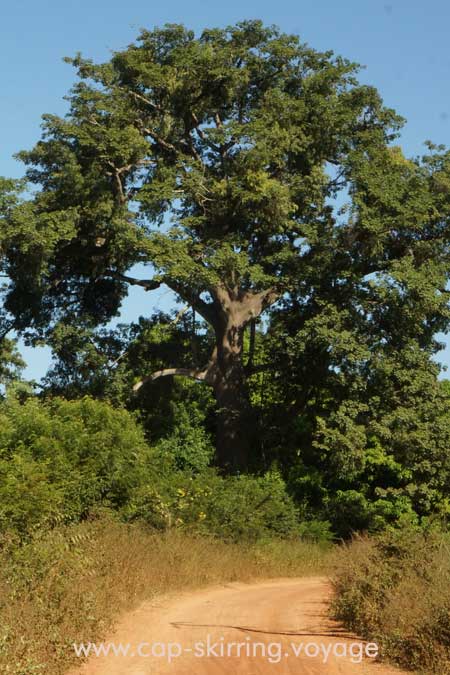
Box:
[0, 21, 399, 336]
[0, 394, 308, 545]
[154, 410, 214, 473]
[0, 395, 153, 537]
[201, 471, 301, 542]
[297, 519, 334, 543]
[0, 338, 25, 389]
[0, 20, 419, 469]
[124, 469, 301, 542]
[256, 305, 450, 536]
[2, 21, 450, 529]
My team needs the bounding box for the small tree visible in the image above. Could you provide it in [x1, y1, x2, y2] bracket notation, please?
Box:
[1, 21, 450, 469]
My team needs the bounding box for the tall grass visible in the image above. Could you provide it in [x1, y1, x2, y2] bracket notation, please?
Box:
[0, 513, 332, 675]
[331, 528, 450, 674]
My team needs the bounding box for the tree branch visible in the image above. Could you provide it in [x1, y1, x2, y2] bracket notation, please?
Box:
[128, 90, 162, 112]
[141, 127, 178, 154]
[140, 123, 205, 164]
[0, 321, 14, 341]
[238, 287, 282, 323]
[110, 168, 126, 205]
[258, 287, 282, 310]
[173, 305, 189, 324]
[133, 345, 220, 394]
[104, 271, 161, 291]
[133, 367, 209, 392]
[164, 279, 219, 328]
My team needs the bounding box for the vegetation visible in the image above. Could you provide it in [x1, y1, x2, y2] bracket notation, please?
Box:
[0, 515, 331, 675]
[332, 528, 450, 673]
[0, 394, 307, 543]
[0, 393, 331, 674]
[0, 18, 450, 675]
[1, 21, 450, 475]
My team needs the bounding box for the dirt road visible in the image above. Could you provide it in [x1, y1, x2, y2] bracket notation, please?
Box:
[69, 577, 406, 674]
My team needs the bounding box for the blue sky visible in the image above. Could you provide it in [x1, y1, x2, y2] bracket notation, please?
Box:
[1, 0, 450, 379]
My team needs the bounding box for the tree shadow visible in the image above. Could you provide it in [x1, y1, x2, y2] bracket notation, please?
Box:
[170, 621, 357, 639]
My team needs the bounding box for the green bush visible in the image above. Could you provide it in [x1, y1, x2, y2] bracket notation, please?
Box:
[0, 395, 153, 538]
[0, 394, 326, 547]
[152, 409, 215, 473]
[298, 519, 334, 543]
[124, 469, 301, 542]
[204, 471, 301, 541]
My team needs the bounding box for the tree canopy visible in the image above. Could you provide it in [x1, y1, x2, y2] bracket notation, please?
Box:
[1, 21, 450, 475]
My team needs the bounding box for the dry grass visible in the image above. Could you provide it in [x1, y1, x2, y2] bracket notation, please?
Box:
[0, 514, 333, 675]
[331, 529, 450, 674]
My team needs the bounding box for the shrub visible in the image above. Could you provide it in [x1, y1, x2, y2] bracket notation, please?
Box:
[0, 394, 313, 545]
[331, 527, 450, 673]
[0, 395, 153, 537]
[124, 469, 302, 542]
[203, 471, 301, 541]
[152, 410, 215, 473]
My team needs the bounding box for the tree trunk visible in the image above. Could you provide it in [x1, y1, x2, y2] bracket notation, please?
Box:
[138, 285, 278, 473]
[214, 370, 251, 472]
[213, 317, 252, 472]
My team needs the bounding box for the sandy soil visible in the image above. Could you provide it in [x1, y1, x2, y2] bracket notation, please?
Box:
[68, 577, 408, 674]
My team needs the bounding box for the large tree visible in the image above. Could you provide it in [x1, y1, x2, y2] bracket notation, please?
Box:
[1, 21, 450, 469]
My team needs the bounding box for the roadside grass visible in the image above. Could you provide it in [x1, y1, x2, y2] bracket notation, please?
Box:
[331, 528, 450, 674]
[0, 513, 333, 675]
